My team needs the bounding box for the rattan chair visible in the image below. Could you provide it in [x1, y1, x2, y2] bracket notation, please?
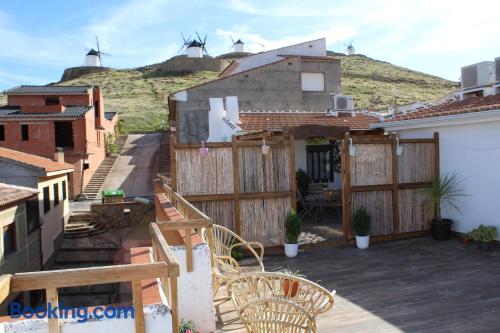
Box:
[228, 272, 335, 318]
[202, 224, 265, 296]
[240, 297, 316, 333]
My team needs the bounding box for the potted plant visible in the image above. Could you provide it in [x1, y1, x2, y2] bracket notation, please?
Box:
[281, 269, 306, 297]
[468, 225, 497, 251]
[179, 319, 197, 333]
[353, 207, 370, 249]
[425, 174, 466, 241]
[284, 209, 302, 257]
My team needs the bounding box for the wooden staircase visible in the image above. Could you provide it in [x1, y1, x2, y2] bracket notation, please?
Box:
[64, 211, 107, 238]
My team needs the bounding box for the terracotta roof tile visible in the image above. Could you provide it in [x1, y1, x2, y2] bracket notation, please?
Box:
[4, 85, 92, 95]
[0, 183, 38, 209]
[239, 111, 378, 131]
[385, 94, 500, 122]
[0, 147, 74, 173]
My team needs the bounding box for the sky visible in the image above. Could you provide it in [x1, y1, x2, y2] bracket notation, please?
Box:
[0, 0, 499, 90]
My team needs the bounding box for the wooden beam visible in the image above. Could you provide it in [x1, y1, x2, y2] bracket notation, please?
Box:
[391, 135, 399, 235]
[132, 280, 145, 333]
[434, 132, 440, 178]
[46, 288, 60, 333]
[156, 219, 212, 230]
[170, 276, 179, 333]
[161, 183, 212, 220]
[185, 228, 193, 272]
[11, 263, 169, 292]
[399, 138, 436, 144]
[183, 193, 233, 202]
[398, 182, 432, 190]
[150, 223, 181, 277]
[174, 142, 232, 148]
[232, 136, 241, 235]
[184, 191, 292, 202]
[0, 275, 11, 305]
[350, 184, 393, 192]
[342, 132, 352, 241]
[289, 135, 297, 211]
[170, 135, 177, 191]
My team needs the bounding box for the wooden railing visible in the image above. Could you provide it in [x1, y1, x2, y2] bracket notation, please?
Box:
[156, 175, 214, 272]
[0, 262, 176, 333]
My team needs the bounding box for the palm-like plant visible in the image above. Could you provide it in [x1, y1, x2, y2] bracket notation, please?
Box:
[425, 174, 466, 223]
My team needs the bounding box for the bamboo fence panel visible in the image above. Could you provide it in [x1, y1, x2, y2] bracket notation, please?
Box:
[350, 144, 392, 186]
[351, 190, 393, 236]
[239, 198, 290, 247]
[175, 147, 233, 196]
[238, 146, 291, 193]
[192, 200, 235, 231]
[398, 189, 432, 233]
[398, 143, 436, 183]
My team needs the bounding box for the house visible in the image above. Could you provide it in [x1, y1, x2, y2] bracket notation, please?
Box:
[0, 147, 74, 267]
[0, 85, 118, 197]
[0, 183, 41, 314]
[374, 56, 500, 238]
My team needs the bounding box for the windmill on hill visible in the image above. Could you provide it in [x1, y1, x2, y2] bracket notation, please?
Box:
[229, 36, 245, 53]
[344, 41, 356, 56]
[177, 32, 208, 58]
[84, 36, 110, 67]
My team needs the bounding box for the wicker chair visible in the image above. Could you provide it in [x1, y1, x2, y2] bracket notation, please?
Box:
[240, 297, 316, 333]
[228, 272, 335, 318]
[202, 224, 265, 296]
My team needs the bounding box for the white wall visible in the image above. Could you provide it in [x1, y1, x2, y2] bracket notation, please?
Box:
[171, 243, 215, 333]
[395, 120, 500, 238]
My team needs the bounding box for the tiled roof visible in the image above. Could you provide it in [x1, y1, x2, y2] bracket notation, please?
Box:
[0, 147, 74, 174]
[0, 183, 38, 210]
[239, 111, 378, 131]
[384, 94, 500, 123]
[0, 105, 91, 119]
[4, 85, 93, 95]
[104, 112, 117, 121]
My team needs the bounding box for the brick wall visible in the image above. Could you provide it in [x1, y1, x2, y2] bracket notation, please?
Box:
[91, 201, 155, 228]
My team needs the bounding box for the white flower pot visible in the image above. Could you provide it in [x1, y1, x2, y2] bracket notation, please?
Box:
[355, 235, 370, 249]
[284, 243, 299, 257]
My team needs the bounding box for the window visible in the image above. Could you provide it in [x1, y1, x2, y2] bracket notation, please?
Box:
[3, 222, 17, 255]
[301, 72, 325, 92]
[62, 181, 67, 200]
[54, 121, 74, 148]
[26, 198, 40, 234]
[94, 101, 100, 119]
[53, 183, 59, 206]
[0, 125, 4, 141]
[45, 97, 59, 105]
[21, 125, 29, 141]
[306, 144, 340, 183]
[43, 186, 50, 213]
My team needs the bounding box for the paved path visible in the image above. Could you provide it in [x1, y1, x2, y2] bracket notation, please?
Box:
[100, 133, 161, 198]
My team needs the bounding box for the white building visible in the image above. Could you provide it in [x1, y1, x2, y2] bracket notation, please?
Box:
[84, 49, 101, 67]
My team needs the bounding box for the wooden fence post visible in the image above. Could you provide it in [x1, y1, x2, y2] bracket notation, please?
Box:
[132, 280, 145, 333]
[170, 276, 179, 333]
[342, 132, 352, 241]
[170, 135, 177, 191]
[289, 134, 297, 211]
[434, 132, 440, 178]
[46, 288, 60, 333]
[232, 136, 241, 235]
[391, 134, 399, 235]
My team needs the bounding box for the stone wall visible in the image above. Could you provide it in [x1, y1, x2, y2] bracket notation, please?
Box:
[91, 201, 155, 228]
[160, 55, 227, 73]
[60, 66, 113, 82]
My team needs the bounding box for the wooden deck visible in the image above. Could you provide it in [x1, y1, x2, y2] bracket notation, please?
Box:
[215, 237, 500, 332]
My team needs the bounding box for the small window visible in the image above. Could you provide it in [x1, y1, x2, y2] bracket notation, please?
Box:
[54, 121, 74, 148]
[301, 72, 325, 92]
[45, 97, 59, 105]
[21, 125, 29, 141]
[53, 183, 59, 206]
[306, 145, 338, 183]
[62, 181, 67, 201]
[94, 101, 100, 119]
[43, 186, 50, 213]
[0, 125, 4, 141]
[26, 198, 40, 234]
[3, 223, 17, 255]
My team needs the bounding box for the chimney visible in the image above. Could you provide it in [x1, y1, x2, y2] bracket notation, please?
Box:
[54, 147, 64, 163]
[225, 96, 240, 124]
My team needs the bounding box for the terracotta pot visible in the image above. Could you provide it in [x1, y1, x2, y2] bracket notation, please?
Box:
[283, 279, 299, 297]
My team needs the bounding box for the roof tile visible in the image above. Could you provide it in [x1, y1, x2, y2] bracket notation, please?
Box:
[0, 105, 91, 119]
[0, 147, 74, 173]
[4, 85, 92, 95]
[0, 183, 38, 209]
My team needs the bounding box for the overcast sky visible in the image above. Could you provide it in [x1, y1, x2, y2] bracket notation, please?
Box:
[0, 0, 499, 90]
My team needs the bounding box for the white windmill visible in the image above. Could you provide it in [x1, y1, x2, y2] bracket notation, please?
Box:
[344, 41, 356, 56]
[177, 32, 209, 58]
[230, 37, 245, 53]
[84, 36, 110, 67]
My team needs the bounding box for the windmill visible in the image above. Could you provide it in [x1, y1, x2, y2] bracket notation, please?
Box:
[179, 32, 208, 58]
[344, 41, 356, 56]
[229, 36, 245, 52]
[176, 33, 193, 55]
[84, 36, 110, 67]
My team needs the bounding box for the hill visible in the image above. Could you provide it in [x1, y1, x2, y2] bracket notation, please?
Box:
[0, 54, 457, 132]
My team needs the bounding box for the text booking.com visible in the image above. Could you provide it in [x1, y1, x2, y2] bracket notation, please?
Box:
[10, 302, 135, 323]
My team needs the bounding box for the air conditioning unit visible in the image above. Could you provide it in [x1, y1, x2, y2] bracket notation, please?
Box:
[328, 95, 354, 116]
[461, 61, 495, 90]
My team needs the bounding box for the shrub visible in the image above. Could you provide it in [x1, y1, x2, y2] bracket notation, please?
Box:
[468, 225, 497, 243]
[353, 207, 370, 236]
[105, 133, 118, 156]
[285, 210, 302, 244]
[425, 174, 466, 223]
[296, 169, 309, 197]
[179, 319, 196, 333]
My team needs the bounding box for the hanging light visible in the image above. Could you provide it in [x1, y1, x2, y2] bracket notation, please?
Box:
[199, 141, 209, 158]
[396, 137, 404, 156]
[349, 137, 357, 157]
[262, 138, 270, 155]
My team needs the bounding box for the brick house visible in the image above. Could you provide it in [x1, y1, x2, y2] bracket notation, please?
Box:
[0, 85, 118, 197]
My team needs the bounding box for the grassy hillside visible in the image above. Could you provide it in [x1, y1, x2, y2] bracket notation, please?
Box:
[1, 54, 457, 132]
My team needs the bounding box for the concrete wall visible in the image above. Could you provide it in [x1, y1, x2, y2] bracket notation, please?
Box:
[160, 55, 226, 73]
[395, 120, 500, 238]
[91, 201, 155, 228]
[175, 57, 341, 143]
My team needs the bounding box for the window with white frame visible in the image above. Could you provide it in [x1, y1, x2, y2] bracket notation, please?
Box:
[301, 72, 325, 92]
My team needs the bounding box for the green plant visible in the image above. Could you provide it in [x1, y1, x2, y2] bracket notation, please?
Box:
[296, 169, 309, 197]
[231, 244, 244, 261]
[425, 174, 466, 223]
[353, 207, 370, 236]
[285, 210, 302, 244]
[179, 319, 196, 333]
[105, 133, 118, 156]
[468, 225, 497, 243]
[280, 268, 306, 279]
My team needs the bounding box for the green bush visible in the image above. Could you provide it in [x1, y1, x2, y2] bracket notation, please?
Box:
[296, 169, 309, 197]
[105, 133, 118, 156]
[468, 225, 497, 243]
[285, 209, 302, 244]
[353, 207, 370, 236]
[179, 319, 196, 333]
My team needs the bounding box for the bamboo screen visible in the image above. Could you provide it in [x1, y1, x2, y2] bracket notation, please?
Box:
[398, 189, 432, 233]
[350, 144, 393, 186]
[398, 143, 436, 184]
[351, 190, 393, 236]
